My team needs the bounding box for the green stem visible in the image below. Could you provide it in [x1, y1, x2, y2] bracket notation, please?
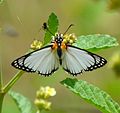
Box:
[0, 71, 2, 91]
[0, 36, 4, 113]
[0, 67, 24, 113]
[0, 57, 4, 113]
[0, 57, 3, 89]
[2, 70, 24, 94]
[0, 93, 4, 113]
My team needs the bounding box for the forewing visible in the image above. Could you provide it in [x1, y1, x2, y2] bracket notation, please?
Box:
[62, 45, 107, 75]
[11, 45, 59, 76]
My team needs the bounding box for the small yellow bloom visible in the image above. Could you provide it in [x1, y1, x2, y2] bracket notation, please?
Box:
[34, 99, 45, 110]
[34, 99, 51, 111]
[63, 33, 77, 44]
[30, 40, 43, 50]
[62, 39, 67, 43]
[69, 40, 73, 44]
[36, 86, 56, 99]
[45, 86, 56, 96]
[35, 86, 56, 112]
[36, 87, 45, 98]
[44, 101, 51, 110]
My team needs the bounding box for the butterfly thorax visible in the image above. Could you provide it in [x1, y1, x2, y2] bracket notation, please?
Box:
[52, 33, 67, 65]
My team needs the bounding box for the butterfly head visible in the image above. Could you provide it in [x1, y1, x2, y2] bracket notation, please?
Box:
[52, 33, 63, 46]
[51, 33, 67, 51]
[54, 33, 63, 46]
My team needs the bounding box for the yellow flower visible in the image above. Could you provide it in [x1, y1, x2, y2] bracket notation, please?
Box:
[30, 40, 43, 50]
[63, 33, 77, 44]
[44, 101, 51, 110]
[36, 86, 56, 99]
[34, 99, 45, 110]
[34, 99, 51, 111]
[45, 86, 56, 97]
[34, 86, 56, 112]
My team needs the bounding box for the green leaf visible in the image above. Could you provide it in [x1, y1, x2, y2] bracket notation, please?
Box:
[73, 34, 119, 51]
[44, 12, 59, 45]
[61, 78, 120, 113]
[8, 90, 32, 113]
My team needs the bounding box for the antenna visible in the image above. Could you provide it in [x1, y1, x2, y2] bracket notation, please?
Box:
[42, 22, 54, 36]
[63, 24, 74, 35]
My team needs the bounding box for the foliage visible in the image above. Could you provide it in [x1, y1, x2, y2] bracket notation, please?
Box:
[44, 12, 59, 45]
[61, 78, 120, 113]
[73, 34, 119, 51]
[8, 90, 32, 113]
[0, 12, 119, 113]
[44, 13, 120, 113]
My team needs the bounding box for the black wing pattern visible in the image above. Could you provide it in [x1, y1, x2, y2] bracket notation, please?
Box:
[11, 45, 59, 76]
[62, 45, 107, 76]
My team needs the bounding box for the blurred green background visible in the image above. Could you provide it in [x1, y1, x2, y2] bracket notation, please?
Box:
[0, 0, 120, 113]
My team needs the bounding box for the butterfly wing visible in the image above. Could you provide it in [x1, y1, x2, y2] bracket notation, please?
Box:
[62, 45, 107, 76]
[11, 45, 59, 76]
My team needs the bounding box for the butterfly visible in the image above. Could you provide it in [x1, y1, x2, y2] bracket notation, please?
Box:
[11, 23, 107, 76]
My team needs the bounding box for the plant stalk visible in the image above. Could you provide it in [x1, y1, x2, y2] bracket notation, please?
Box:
[0, 56, 3, 89]
[0, 92, 4, 113]
[0, 57, 4, 113]
[2, 70, 24, 94]
[0, 70, 24, 113]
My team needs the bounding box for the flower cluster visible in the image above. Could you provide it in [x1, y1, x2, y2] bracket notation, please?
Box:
[30, 40, 43, 50]
[63, 33, 77, 44]
[34, 86, 56, 112]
